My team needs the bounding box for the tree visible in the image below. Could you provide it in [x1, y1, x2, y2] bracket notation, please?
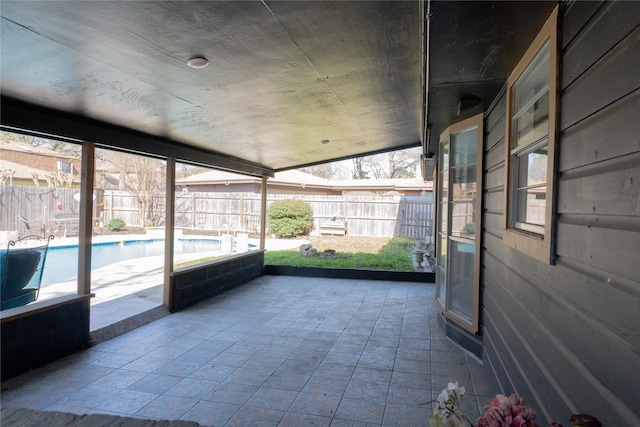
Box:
[299, 163, 339, 180]
[352, 157, 369, 179]
[350, 147, 421, 179]
[98, 150, 166, 227]
[387, 148, 421, 178]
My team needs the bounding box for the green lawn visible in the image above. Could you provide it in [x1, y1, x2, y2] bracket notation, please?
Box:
[264, 237, 416, 271]
[175, 237, 418, 271]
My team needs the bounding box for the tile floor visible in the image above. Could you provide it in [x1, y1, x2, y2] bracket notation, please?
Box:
[1, 276, 499, 426]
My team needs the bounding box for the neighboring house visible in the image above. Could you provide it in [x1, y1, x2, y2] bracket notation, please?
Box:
[0, 158, 51, 186]
[0, 140, 80, 187]
[178, 169, 433, 196]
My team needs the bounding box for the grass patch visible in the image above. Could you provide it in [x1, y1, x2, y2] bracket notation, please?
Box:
[264, 237, 416, 271]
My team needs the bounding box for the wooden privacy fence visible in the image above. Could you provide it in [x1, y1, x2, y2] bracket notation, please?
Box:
[0, 185, 102, 236]
[395, 196, 435, 242]
[1, 186, 434, 241]
[104, 191, 434, 240]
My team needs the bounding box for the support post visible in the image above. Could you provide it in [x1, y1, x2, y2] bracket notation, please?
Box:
[164, 158, 176, 311]
[78, 142, 95, 295]
[260, 176, 267, 250]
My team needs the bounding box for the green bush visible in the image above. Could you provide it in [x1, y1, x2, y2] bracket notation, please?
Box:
[107, 218, 126, 231]
[463, 222, 475, 234]
[388, 237, 416, 248]
[267, 199, 313, 238]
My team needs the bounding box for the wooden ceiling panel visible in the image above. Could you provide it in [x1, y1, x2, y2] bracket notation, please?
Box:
[1, 1, 557, 173]
[1, 1, 422, 171]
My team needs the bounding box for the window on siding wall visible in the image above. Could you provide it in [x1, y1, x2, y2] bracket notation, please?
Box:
[57, 160, 72, 174]
[504, 5, 558, 264]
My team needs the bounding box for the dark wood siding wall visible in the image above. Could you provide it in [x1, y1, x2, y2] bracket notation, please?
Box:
[481, 2, 640, 425]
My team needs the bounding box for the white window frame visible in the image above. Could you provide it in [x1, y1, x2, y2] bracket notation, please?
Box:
[57, 160, 72, 174]
[504, 6, 558, 264]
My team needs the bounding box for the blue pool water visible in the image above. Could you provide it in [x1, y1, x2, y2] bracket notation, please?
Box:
[41, 239, 223, 286]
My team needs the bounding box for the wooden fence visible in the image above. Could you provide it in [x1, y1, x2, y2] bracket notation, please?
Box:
[1, 185, 434, 240]
[0, 186, 100, 236]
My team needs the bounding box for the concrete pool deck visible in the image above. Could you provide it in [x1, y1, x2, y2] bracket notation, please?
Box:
[34, 234, 308, 341]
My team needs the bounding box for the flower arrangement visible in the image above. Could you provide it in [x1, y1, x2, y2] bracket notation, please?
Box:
[428, 383, 601, 427]
[428, 382, 472, 427]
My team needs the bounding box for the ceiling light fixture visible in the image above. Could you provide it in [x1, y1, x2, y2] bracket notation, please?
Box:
[187, 56, 209, 69]
[320, 139, 330, 144]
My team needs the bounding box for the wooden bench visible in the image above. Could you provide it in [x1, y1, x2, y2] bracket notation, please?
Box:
[318, 219, 347, 236]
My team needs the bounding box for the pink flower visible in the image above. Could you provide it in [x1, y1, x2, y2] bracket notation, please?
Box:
[476, 394, 539, 427]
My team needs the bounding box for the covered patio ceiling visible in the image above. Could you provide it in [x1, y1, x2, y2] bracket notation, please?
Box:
[0, 1, 555, 176]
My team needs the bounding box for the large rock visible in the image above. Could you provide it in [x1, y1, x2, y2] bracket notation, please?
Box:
[299, 244, 317, 257]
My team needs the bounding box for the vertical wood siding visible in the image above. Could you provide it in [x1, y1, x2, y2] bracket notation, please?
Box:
[481, 2, 640, 425]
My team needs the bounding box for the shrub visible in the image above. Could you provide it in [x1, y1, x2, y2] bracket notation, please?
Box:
[388, 237, 416, 248]
[107, 218, 126, 231]
[267, 199, 313, 238]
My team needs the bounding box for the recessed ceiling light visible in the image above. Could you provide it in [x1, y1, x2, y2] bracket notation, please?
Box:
[187, 56, 209, 69]
[320, 139, 330, 144]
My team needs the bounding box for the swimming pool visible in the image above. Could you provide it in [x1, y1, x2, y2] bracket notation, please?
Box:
[40, 239, 224, 286]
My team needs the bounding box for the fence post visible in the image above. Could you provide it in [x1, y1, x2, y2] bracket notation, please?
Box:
[240, 195, 245, 233]
[109, 192, 114, 222]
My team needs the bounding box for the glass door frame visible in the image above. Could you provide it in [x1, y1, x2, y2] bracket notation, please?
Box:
[435, 113, 483, 333]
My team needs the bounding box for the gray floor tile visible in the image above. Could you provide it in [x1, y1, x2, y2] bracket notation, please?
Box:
[393, 358, 430, 375]
[313, 361, 356, 380]
[279, 412, 333, 426]
[263, 373, 310, 392]
[245, 387, 299, 411]
[204, 382, 258, 405]
[389, 371, 431, 390]
[152, 359, 202, 377]
[1, 277, 501, 427]
[302, 376, 349, 396]
[334, 397, 386, 424]
[211, 351, 253, 367]
[121, 356, 168, 373]
[382, 403, 430, 426]
[351, 367, 392, 385]
[226, 405, 286, 427]
[93, 388, 157, 415]
[344, 379, 389, 401]
[56, 384, 120, 408]
[91, 369, 147, 388]
[386, 385, 432, 406]
[43, 402, 92, 415]
[226, 366, 274, 386]
[288, 391, 342, 418]
[276, 359, 321, 376]
[135, 394, 198, 420]
[165, 377, 220, 399]
[126, 373, 182, 394]
[180, 400, 241, 426]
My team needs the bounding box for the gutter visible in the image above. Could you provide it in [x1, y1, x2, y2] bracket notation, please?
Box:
[420, 0, 436, 181]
